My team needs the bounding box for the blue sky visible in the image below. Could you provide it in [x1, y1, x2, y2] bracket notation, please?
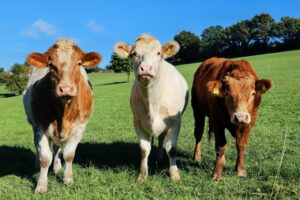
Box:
[0, 0, 299, 70]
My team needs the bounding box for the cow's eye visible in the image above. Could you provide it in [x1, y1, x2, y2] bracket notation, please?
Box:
[157, 52, 161, 56]
[78, 61, 82, 66]
[131, 52, 137, 57]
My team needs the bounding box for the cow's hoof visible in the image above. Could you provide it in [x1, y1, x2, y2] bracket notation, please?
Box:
[170, 167, 180, 181]
[63, 177, 74, 184]
[213, 173, 222, 182]
[170, 173, 181, 181]
[34, 182, 47, 194]
[53, 162, 62, 175]
[237, 169, 247, 177]
[137, 174, 147, 183]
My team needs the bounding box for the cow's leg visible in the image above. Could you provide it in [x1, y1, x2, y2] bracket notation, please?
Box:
[53, 144, 62, 175]
[193, 112, 205, 161]
[213, 126, 227, 181]
[134, 121, 151, 183]
[165, 121, 181, 181]
[35, 132, 53, 194]
[235, 128, 250, 177]
[157, 131, 166, 161]
[62, 124, 84, 184]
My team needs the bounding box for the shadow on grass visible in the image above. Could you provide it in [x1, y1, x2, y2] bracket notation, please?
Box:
[0, 93, 16, 98]
[95, 81, 128, 86]
[75, 141, 140, 170]
[0, 146, 35, 178]
[75, 141, 192, 175]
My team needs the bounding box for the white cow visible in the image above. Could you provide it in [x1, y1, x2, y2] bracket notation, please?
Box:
[114, 34, 189, 181]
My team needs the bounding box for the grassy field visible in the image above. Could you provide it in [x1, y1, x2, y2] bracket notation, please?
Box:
[0, 50, 299, 199]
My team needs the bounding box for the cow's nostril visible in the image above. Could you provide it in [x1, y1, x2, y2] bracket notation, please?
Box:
[140, 66, 144, 71]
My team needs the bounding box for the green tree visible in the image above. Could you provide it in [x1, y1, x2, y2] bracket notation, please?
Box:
[5, 63, 30, 95]
[0, 67, 5, 84]
[107, 53, 133, 82]
[200, 25, 227, 57]
[279, 16, 300, 48]
[251, 13, 276, 46]
[172, 31, 201, 64]
[225, 20, 253, 49]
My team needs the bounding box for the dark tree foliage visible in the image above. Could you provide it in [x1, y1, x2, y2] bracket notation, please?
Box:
[169, 13, 300, 64]
[0, 67, 5, 84]
[5, 63, 30, 95]
[200, 25, 227, 58]
[225, 20, 253, 49]
[107, 53, 133, 82]
[251, 13, 276, 47]
[172, 31, 201, 64]
[279, 17, 300, 48]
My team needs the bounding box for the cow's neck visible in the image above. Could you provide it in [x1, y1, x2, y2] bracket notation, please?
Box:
[137, 63, 164, 110]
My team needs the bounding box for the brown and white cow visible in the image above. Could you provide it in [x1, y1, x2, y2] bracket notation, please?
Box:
[191, 57, 271, 181]
[23, 39, 101, 193]
[114, 34, 189, 182]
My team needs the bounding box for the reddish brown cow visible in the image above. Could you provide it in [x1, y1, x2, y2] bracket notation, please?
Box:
[191, 57, 272, 181]
[23, 39, 101, 193]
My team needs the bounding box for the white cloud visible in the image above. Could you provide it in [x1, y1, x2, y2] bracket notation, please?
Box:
[33, 19, 56, 35]
[22, 19, 57, 38]
[87, 20, 103, 33]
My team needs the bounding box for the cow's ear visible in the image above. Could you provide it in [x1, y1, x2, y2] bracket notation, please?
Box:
[114, 42, 132, 58]
[207, 80, 223, 97]
[26, 53, 48, 68]
[83, 52, 102, 68]
[256, 79, 272, 94]
[161, 41, 180, 59]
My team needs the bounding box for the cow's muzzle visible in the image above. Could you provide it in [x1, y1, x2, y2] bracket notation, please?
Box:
[231, 112, 251, 125]
[138, 65, 154, 79]
[56, 84, 77, 97]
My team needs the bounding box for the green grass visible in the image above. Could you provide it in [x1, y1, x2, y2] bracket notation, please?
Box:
[0, 50, 300, 199]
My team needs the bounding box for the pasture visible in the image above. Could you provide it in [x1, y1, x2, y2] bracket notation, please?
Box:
[0, 50, 299, 199]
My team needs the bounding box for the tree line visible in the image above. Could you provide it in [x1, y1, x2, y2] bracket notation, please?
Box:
[170, 13, 300, 64]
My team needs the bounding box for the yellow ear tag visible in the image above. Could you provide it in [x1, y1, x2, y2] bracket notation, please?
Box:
[82, 61, 91, 66]
[213, 87, 220, 95]
[165, 49, 173, 56]
[123, 50, 129, 57]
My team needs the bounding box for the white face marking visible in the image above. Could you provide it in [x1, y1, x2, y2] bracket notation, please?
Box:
[56, 40, 74, 86]
[56, 39, 74, 66]
[131, 39, 162, 79]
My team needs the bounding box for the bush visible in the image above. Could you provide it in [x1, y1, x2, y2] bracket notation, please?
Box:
[5, 63, 30, 95]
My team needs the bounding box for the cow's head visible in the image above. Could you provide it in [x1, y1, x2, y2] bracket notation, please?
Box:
[114, 34, 179, 85]
[207, 75, 272, 126]
[26, 39, 101, 100]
